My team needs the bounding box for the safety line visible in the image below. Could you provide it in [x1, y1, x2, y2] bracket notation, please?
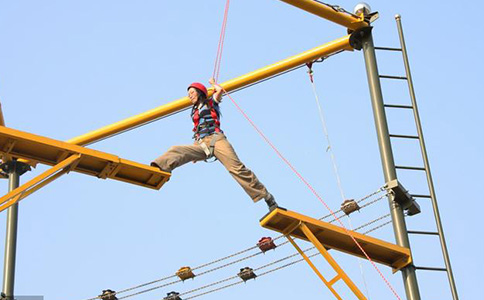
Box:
[307, 64, 346, 200]
[212, 0, 230, 83]
[308, 63, 371, 299]
[222, 87, 403, 300]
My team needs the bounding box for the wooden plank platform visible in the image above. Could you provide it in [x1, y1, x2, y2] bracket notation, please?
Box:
[260, 208, 411, 271]
[0, 126, 170, 189]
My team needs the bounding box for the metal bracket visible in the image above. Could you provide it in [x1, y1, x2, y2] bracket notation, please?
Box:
[349, 26, 373, 50]
[0, 160, 31, 176]
[98, 161, 120, 179]
[386, 179, 421, 216]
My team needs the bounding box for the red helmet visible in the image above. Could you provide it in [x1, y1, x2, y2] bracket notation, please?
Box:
[187, 82, 208, 98]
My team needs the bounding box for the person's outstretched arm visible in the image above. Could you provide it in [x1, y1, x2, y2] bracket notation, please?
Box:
[209, 78, 223, 103]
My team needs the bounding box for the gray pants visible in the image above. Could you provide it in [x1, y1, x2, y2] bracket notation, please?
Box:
[152, 133, 269, 202]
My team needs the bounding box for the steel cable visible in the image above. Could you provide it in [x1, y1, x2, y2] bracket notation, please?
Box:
[80, 188, 388, 300]
[92, 211, 392, 300]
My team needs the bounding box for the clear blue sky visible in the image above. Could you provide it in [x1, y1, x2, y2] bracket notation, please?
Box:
[0, 1, 482, 299]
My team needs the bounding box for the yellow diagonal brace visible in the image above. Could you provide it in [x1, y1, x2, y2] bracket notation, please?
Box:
[286, 235, 342, 300]
[299, 222, 367, 300]
[0, 154, 82, 212]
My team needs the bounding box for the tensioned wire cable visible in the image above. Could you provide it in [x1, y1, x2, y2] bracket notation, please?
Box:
[91, 213, 393, 300]
[307, 62, 371, 299]
[81, 189, 389, 300]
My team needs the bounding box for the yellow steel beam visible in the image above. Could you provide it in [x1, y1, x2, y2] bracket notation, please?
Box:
[67, 35, 353, 146]
[0, 154, 82, 212]
[278, 0, 368, 30]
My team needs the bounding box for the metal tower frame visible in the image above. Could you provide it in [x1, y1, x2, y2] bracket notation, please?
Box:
[0, 2, 458, 300]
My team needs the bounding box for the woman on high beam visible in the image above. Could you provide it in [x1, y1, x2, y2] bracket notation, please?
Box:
[151, 78, 278, 211]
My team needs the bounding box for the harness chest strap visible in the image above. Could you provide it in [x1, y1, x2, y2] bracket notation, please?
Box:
[191, 99, 221, 139]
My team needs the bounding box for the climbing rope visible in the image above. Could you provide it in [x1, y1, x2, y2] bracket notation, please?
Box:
[212, 0, 230, 83]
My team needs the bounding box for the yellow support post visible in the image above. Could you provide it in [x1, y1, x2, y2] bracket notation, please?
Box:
[67, 35, 354, 146]
[278, 0, 368, 30]
[0, 154, 82, 212]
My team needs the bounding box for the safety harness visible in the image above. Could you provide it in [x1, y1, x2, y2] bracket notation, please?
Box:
[191, 98, 222, 160]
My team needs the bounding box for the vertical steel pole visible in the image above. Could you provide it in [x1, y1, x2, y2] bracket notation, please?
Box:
[2, 162, 20, 300]
[361, 31, 421, 300]
[395, 15, 459, 300]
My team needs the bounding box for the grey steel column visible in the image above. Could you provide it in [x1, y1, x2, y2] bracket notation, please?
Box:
[3, 162, 20, 300]
[395, 15, 459, 300]
[361, 31, 421, 300]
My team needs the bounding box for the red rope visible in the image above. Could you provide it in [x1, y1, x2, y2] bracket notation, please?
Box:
[221, 87, 403, 300]
[211, 3, 401, 298]
[213, 0, 230, 82]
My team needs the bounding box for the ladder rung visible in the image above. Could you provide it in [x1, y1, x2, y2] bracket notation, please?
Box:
[395, 165, 426, 171]
[408, 230, 439, 236]
[411, 194, 431, 199]
[379, 75, 408, 80]
[375, 46, 403, 51]
[415, 266, 447, 272]
[389, 134, 419, 139]
[384, 104, 414, 109]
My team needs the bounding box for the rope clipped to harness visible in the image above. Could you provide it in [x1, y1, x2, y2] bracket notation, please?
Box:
[194, 0, 230, 164]
[213, 0, 231, 83]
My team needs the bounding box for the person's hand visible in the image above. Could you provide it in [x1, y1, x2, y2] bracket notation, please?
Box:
[209, 77, 216, 86]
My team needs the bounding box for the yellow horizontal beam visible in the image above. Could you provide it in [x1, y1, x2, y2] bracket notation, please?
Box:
[0, 126, 170, 189]
[261, 208, 412, 271]
[67, 35, 354, 146]
[278, 0, 368, 30]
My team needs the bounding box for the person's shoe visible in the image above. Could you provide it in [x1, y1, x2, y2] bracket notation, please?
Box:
[150, 162, 171, 181]
[151, 162, 169, 172]
[264, 193, 278, 211]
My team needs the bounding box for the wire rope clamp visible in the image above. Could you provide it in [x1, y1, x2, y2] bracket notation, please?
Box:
[99, 289, 117, 300]
[238, 267, 257, 282]
[257, 237, 276, 253]
[176, 266, 195, 281]
[341, 199, 360, 215]
[163, 291, 181, 300]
